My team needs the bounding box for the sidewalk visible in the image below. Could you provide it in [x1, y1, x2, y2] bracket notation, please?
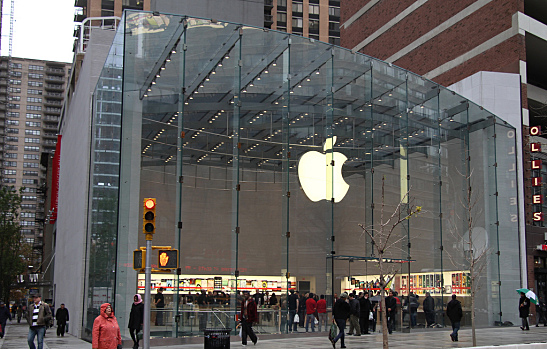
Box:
[2, 321, 547, 348]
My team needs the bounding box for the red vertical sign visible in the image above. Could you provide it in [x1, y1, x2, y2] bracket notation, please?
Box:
[49, 135, 62, 224]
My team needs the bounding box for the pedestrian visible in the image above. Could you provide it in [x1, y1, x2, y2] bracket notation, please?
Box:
[347, 293, 361, 336]
[305, 292, 317, 332]
[27, 294, 53, 349]
[423, 292, 435, 327]
[385, 290, 397, 334]
[287, 290, 299, 332]
[0, 301, 11, 338]
[519, 292, 530, 331]
[536, 297, 547, 327]
[298, 292, 306, 328]
[331, 292, 350, 349]
[92, 303, 122, 349]
[55, 303, 69, 337]
[408, 292, 419, 328]
[128, 294, 144, 349]
[17, 304, 23, 323]
[446, 294, 463, 341]
[240, 291, 258, 346]
[154, 287, 165, 326]
[317, 295, 328, 332]
[358, 292, 372, 334]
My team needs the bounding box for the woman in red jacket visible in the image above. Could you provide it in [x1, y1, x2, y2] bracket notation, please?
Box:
[92, 303, 122, 349]
[240, 292, 258, 346]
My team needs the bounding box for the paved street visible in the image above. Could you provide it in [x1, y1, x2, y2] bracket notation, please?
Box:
[2, 321, 547, 348]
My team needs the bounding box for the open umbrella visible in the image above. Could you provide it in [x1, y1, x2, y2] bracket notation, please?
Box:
[516, 288, 538, 305]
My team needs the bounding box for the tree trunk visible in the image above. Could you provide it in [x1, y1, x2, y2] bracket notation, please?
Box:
[471, 278, 476, 346]
[379, 257, 389, 349]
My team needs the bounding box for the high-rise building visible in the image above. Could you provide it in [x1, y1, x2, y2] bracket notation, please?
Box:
[0, 57, 70, 268]
[340, 0, 547, 304]
[72, 0, 339, 44]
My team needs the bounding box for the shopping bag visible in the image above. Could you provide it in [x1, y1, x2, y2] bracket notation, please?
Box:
[239, 327, 242, 338]
[314, 318, 319, 325]
[369, 311, 374, 321]
[294, 314, 300, 323]
[328, 323, 337, 341]
[66, 322, 69, 332]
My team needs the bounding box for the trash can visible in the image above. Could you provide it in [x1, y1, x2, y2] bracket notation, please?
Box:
[204, 328, 231, 349]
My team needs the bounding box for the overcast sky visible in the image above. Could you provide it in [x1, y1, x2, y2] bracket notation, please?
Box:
[1, 0, 75, 63]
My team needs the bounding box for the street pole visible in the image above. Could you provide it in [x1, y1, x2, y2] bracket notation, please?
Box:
[143, 238, 152, 349]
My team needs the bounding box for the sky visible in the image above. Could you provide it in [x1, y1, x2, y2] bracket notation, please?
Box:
[1, 0, 76, 63]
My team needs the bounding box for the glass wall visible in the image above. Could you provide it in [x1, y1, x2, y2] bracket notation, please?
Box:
[84, 10, 521, 338]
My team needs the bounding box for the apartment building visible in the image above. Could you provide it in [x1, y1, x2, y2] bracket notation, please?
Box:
[0, 57, 70, 267]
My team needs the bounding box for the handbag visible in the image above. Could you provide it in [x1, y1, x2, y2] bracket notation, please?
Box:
[117, 345, 123, 349]
[328, 322, 337, 341]
[369, 311, 374, 321]
[294, 313, 300, 323]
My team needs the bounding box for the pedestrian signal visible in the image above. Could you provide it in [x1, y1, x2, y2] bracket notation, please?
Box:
[143, 198, 156, 235]
[133, 249, 145, 270]
[158, 249, 178, 270]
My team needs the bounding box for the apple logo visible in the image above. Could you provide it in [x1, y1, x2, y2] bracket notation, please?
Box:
[298, 136, 349, 203]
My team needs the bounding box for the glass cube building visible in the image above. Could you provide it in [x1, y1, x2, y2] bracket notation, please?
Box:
[83, 10, 520, 339]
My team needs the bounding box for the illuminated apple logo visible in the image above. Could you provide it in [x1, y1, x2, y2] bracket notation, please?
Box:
[298, 136, 349, 203]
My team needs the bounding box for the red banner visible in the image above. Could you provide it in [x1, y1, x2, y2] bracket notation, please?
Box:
[49, 135, 62, 224]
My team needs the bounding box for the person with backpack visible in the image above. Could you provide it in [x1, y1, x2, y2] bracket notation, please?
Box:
[446, 294, 463, 341]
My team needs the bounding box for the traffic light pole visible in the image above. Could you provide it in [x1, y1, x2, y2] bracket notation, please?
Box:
[143, 238, 152, 349]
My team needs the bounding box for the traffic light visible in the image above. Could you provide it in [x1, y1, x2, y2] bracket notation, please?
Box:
[158, 249, 178, 270]
[133, 249, 145, 270]
[143, 198, 156, 235]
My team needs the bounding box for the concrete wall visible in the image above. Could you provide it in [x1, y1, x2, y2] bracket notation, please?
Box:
[54, 28, 115, 338]
[151, 0, 264, 27]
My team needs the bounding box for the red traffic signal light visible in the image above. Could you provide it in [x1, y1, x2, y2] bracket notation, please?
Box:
[143, 198, 156, 235]
[158, 249, 178, 269]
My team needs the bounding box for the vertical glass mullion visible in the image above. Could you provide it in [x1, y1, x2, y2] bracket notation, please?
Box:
[326, 49, 335, 304]
[230, 27, 243, 322]
[437, 93, 445, 326]
[174, 21, 187, 337]
[492, 121, 502, 324]
[281, 37, 291, 333]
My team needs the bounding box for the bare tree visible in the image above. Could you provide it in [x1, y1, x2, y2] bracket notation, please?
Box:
[445, 164, 488, 347]
[358, 176, 421, 349]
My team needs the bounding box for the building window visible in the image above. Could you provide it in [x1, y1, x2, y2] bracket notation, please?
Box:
[22, 188, 37, 193]
[21, 212, 36, 218]
[292, 17, 303, 28]
[5, 145, 18, 150]
[26, 105, 42, 111]
[25, 130, 41, 136]
[329, 21, 339, 31]
[27, 97, 43, 103]
[4, 161, 17, 167]
[10, 71, 22, 77]
[7, 120, 19, 126]
[27, 89, 43, 95]
[24, 154, 40, 160]
[22, 172, 38, 177]
[6, 137, 19, 142]
[6, 128, 19, 134]
[293, 1, 303, 13]
[309, 19, 319, 31]
[329, 37, 340, 45]
[9, 87, 21, 93]
[24, 146, 40, 152]
[2, 178, 16, 184]
[277, 12, 287, 23]
[21, 185, 38, 191]
[329, 6, 340, 17]
[26, 121, 41, 127]
[5, 153, 18, 159]
[309, 4, 319, 14]
[2, 170, 16, 175]
[8, 104, 20, 109]
[10, 63, 22, 69]
[20, 221, 35, 226]
[26, 113, 41, 119]
[25, 138, 40, 144]
[28, 73, 44, 79]
[9, 79, 22, 85]
[29, 65, 44, 71]
[28, 81, 43, 87]
[278, 0, 286, 6]
[9, 96, 21, 102]
[7, 112, 19, 118]
[24, 162, 39, 168]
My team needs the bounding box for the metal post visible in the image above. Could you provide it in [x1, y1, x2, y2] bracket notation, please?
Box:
[143, 239, 152, 349]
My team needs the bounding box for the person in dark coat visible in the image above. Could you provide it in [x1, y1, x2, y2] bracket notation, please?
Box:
[331, 292, 350, 349]
[536, 297, 547, 327]
[0, 301, 12, 338]
[446, 294, 463, 341]
[385, 290, 397, 334]
[519, 292, 530, 331]
[240, 291, 258, 346]
[423, 292, 435, 327]
[358, 292, 372, 334]
[55, 304, 69, 337]
[128, 294, 144, 349]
